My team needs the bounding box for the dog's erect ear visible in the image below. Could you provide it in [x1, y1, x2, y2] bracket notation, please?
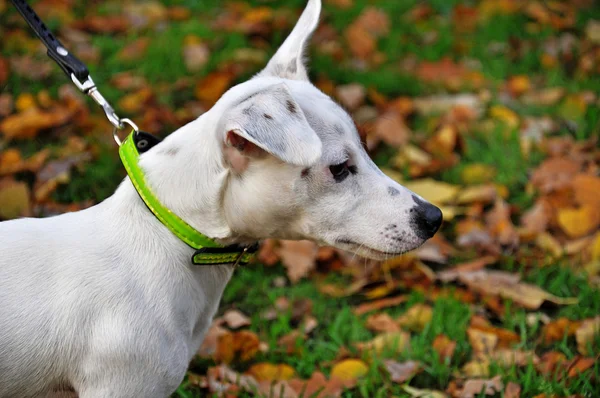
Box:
[223, 83, 322, 167]
[258, 0, 321, 80]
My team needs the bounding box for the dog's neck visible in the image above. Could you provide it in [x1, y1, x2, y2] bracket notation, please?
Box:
[120, 114, 238, 247]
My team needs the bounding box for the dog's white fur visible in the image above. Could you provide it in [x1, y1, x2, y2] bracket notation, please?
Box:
[0, 1, 441, 396]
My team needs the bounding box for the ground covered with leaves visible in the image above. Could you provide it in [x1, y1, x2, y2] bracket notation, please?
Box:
[1, 0, 600, 397]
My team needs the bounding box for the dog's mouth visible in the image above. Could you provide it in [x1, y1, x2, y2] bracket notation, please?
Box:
[334, 238, 410, 260]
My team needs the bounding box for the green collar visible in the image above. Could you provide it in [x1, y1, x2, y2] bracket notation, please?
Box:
[119, 132, 256, 266]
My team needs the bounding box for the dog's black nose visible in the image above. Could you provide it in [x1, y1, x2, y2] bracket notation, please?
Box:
[411, 196, 443, 239]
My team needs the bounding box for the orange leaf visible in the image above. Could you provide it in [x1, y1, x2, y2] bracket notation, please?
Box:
[247, 363, 295, 382]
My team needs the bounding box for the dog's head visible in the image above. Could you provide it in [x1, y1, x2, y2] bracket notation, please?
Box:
[212, 0, 442, 259]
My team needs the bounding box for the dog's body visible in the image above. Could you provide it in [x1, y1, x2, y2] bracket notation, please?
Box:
[0, 1, 442, 396]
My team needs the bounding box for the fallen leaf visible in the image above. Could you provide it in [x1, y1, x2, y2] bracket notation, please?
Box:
[486, 349, 539, 367]
[207, 364, 259, 394]
[336, 83, 366, 111]
[0, 57, 8, 86]
[586, 20, 600, 43]
[0, 180, 30, 220]
[195, 71, 234, 105]
[34, 154, 91, 202]
[365, 313, 401, 333]
[384, 360, 421, 383]
[432, 334, 457, 362]
[397, 303, 433, 332]
[536, 351, 567, 376]
[182, 36, 210, 72]
[490, 105, 520, 129]
[557, 206, 600, 238]
[504, 382, 521, 398]
[0, 106, 73, 140]
[117, 37, 150, 61]
[356, 331, 410, 355]
[575, 316, 600, 355]
[330, 359, 368, 382]
[404, 179, 460, 206]
[541, 317, 581, 345]
[436, 256, 497, 283]
[460, 164, 497, 185]
[566, 356, 596, 378]
[353, 295, 408, 315]
[215, 330, 260, 363]
[572, 174, 600, 208]
[461, 358, 490, 377]
[373, 112, 411, 148]
[456, 184, 498, 205]
[507, 75, 531, 97]
[277, 240, 318, 283]
[485, 199, 519, 248]
[247, 363, 295, 382]
[198, 319, 228, 358]
[414, 94, 482, 116]
[222, 309, 251, 329]
[402, 385, 448, 398]
[456, 375, 503, 398]
[530, 157, 581, 193]
[416, 57, 469, 87]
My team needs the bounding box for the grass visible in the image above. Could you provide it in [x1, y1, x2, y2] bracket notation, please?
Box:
[2, 0, 599, 396]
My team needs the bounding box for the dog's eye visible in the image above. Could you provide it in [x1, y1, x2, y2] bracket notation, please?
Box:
[329, 162, 350, 182]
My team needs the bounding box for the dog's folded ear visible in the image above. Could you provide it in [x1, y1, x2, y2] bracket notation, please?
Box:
[223, 83, 322, 167]
[258, 0, 321, 80]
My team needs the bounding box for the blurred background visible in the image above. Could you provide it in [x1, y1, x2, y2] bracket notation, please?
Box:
[1, 0, 600, 397]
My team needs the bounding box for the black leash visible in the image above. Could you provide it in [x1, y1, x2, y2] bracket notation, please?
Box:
[9, 0, 161, 153]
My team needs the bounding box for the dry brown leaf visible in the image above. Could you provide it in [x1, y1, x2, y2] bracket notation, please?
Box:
[397, 303, 433, 332]
[353, 295, 408, 316]
[461, 358, 490, 377]
[215, 330, 260, 363]
[460, 270, 578, 310]
[384, 360, 421, 383]
[485, 199, 519, 248]
[197, 319, 228, 358]
[0, 57, 9, 86]
[277, 240, 318, 283]
[207, 364, 259, 394]
[504, 382, 521, 398]
[336, 83, 366, 111]
[575, 316, 600, 355]
[373, 112, 411, 148]
[521, 199, 551, 234]
[467, 327, 498, 355]
[536, 351, 568, 376]
[278, 330, 305, 355]
[436, 256, 497, 283]
[365, 313, 401, 333]
[0, 106, 73, 140]
[195, 71, 235, 105]
[456, 375, 503, 398]
[222, 309, 251, 329]
[117, 38, 150, 61]
[486, 349, 540, 367]
[416, 57, 469, 86]
[432, 334, 457, 362]
[541, 317, 581, 345]
[566, 356, 596, 378]
[288, 371, 349, 398]
[530, 157, 581, 193]
[247, 363, 295, 382]
[34, 154, 91, 202]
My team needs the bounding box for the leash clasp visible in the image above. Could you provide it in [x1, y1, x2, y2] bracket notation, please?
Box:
[71, 73, 139, 147]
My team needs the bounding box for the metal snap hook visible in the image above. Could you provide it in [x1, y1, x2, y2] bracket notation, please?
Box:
[113, 118, 139, 146]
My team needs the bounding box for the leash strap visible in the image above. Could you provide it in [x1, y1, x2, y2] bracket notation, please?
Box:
[10, 0, 127, 136]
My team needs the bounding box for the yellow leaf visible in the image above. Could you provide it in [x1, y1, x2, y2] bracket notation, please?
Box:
[461, 358, 490, 377]
[590, 233, 600, 261]
[559, 95, 587, 121]
[490, 105, 519, 129]
[330, 359, 368, 382]
[357, 331, 410, 355]
[397, 303, 433, 332]
[0, 181, 30, 220]
[404, 179, 460, 205]
[507, 75, 531, 97]
[15, 93, 36, 112]
[575, 316, 600, 356]
[557, 206, 600, 238]
[460, 163, 497, 185]
[456, 184, 497, 204]
[247, 363, 295, 382]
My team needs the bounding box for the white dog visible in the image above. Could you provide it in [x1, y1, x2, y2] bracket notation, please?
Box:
[0, 1, 442, 396]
